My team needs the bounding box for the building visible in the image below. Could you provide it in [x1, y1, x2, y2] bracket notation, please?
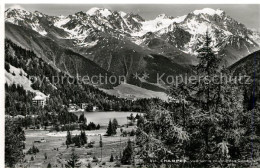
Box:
[32, 95, 47, 107]
[68, 103, 84, 112]
[93, 106, 98, 111]
[80, 103, 88, 109]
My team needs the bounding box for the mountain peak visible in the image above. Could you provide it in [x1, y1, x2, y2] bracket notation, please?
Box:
[156, 14, 168, 19]
[118, 11, 127, 18]
[193, 8, 224, 16]
[86, 7, 112, 17]
[34, 10, 46, 17]
[5, 7, 31, 15]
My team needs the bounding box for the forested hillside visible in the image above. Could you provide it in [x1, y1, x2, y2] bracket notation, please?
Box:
[5, 39, 168, 117]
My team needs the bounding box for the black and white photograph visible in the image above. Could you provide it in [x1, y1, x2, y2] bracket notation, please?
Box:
[3, 2, 260, 168]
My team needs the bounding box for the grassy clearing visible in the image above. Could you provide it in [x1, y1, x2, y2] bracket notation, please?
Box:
[18, 126, 137, 168]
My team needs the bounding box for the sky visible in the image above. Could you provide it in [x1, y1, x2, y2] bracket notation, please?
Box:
[5, 4, 260, 29]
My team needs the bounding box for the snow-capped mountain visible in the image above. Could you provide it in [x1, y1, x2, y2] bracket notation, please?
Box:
[137, 8, 260, 64]
[5, 8, 48, 35]
[5, 7, 260, 67]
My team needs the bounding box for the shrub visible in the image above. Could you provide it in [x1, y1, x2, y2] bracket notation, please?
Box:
[27, 145, 39, 154]
[110, 154, 114, 162]
[92, 156, 98, 162]
[115, 161, 121, 167]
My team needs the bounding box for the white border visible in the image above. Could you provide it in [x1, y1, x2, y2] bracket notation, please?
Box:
[0, 3, 4, 168]
[0, 1, 259, 168]
[3, 0, 260, 4]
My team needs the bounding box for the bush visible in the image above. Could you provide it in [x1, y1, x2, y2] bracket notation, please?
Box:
[122, 131, 128, 137]
[92, 156, 98, 162]
[115, 161, 121, 167]
[87, 143, 94, 148]
[27, 145, 39, 154]
[110, 154, 114, 162]
[129, 129, 136, 136]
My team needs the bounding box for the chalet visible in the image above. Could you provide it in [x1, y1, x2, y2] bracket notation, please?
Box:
[32, 95, 47, 107]
[68, 103, 83, 112]
[68, 103, 98, 112]
[80, 103, 88, 109]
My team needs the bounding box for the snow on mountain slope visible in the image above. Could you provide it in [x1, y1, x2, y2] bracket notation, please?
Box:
[5, 64, 46, 97]
[5, 8, 48, 36]
[86, 7, 112, 17]
[193, 8, 224, 15]
[5, 7, 260, 66]
[131, 14, 187, 37]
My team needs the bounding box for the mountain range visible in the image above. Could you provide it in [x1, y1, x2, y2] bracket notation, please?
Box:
[5, 7, 260, 96]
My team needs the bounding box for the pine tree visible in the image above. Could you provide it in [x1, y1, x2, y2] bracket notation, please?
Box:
[110, 153, 114, 162]
[121, 140, 133, 165]
[65, 149, 81, 168]
[112, 118, 118, 129]
[134, 31, 256, 167]
[80, 131, 87, 145]
[66, 131, 72, 147]
[197, 30, 219, 76]
[106, 120, 115, 136]
[5, 119, 25, 167]
[47, 163, 52, 168]
[78, 113, 86, 124]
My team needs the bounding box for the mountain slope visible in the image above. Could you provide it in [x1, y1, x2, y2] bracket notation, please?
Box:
[229, 50, 260, 107]
[230, 50, 260, 77]
[5, 22, 110, 81]
[5, 7, 260, 66]
[4, 7, 260, 92]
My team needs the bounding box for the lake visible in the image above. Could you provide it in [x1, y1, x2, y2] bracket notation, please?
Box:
[73, 111, 142, 126]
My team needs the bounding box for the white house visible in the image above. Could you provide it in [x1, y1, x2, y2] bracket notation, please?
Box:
[32, 95, 47, 107]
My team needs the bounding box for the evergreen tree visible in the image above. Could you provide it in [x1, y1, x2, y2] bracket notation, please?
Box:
[135, 31, 259, 167]
[197, 30, 220, 76]
[5, 119, 25, 167]
[112, 118, 118, 129]
[137, 115, 144, 128]
[106, 120, 116, 136]
[65, 149, 81, 168]
[66, 131, 72, 147]
[110, 153, 114, 162]
[121, 139, 133, 165]
[80, 131, 87, 145]
[78, 113, 86, 124]
[47, 163, 52, 168]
